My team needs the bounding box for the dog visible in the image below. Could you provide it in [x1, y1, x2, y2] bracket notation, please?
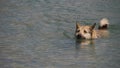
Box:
[75, 18, 109, 39]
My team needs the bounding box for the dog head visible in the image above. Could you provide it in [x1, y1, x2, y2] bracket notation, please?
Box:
[75, 22, 96, 39]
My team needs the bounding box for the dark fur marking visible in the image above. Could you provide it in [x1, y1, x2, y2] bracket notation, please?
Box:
[98, 24, 108, 30]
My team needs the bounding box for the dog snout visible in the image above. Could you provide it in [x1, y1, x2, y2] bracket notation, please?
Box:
[76, 34, 82, 39]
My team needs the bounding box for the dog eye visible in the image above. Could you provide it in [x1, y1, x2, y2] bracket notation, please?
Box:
[84, 30, 87, 33]
[77, 30, 80, 32]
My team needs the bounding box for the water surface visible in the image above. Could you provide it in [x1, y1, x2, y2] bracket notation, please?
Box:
[0, 0, 120, 68]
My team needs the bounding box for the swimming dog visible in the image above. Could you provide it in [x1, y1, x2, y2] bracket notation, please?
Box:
[75, 18, 109, 39]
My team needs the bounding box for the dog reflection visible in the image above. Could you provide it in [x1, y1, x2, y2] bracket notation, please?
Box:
[76, 39, 94, 45]
[74, 39, 95, 58]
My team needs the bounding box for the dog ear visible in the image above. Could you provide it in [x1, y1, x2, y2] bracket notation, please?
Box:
[76, 22, 80, 29]
[91, 23, 96, 30]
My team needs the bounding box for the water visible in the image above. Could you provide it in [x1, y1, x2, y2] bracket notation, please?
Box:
[0, 0, 120, 68]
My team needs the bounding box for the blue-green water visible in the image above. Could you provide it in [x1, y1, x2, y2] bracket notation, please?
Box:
[0, 0, 120, 68]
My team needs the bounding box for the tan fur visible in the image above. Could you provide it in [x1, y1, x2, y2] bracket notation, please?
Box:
[75, 18, 109, 39]
[92, 30, 109, 38]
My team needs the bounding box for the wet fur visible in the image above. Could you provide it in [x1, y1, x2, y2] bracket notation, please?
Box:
[75, 18, 109, 39]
